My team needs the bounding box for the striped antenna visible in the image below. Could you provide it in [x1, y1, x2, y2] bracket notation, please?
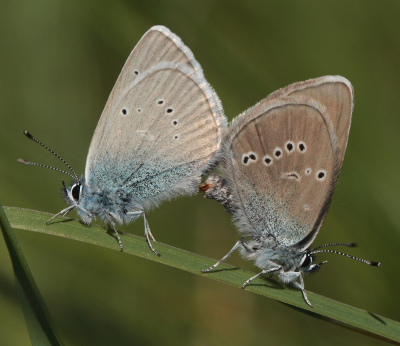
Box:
[18, 130, 79, 181]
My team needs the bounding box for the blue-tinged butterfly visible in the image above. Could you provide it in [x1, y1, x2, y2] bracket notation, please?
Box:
[19, 26, 227, 255]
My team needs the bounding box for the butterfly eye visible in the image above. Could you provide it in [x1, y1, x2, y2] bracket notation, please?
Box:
[301, 254, 313, 268]
[71, 184, 81, 202]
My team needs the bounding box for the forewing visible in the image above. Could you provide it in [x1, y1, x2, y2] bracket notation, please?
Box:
[86, 63, 225, 205]
[94, 26, 206, 156]
[225, 90, 351, 248]
[110, 25, 204, 100]
[269, 76, 353, 163]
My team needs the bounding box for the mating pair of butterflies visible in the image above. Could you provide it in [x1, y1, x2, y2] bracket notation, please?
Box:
[21, 25, 380, 307]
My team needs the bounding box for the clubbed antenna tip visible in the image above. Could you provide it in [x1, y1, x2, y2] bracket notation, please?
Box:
[23, 130, 34, 139]
[370, 261, 382, 267]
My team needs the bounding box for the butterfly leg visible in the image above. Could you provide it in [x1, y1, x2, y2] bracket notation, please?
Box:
[202, 239, 243, 273]
[102, 212, 125, 252]
[46, 205, 75, 224]
[111, 226, 124, 252]
[279, 271, 312, 307]
[242, 265, 282, 288]
[293, 273, 312, 307]
[143, 213, 161, 257]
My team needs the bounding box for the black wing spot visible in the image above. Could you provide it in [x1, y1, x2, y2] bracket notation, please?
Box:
[263, 155, 273, 166]
[285, 141, 294, 153]
[274, 148, 282, 159]
[248, 152, 258, 161]
[316, 170, 327, 181]
[298, 141, 307, 153]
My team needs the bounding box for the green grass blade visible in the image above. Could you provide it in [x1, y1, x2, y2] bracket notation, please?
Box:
[0, 205, 63, 346]
[4, 206, 400, 345]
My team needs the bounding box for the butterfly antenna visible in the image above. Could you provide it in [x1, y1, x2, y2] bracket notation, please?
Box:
[310, 248, 381, 267]
[17, 158, 76, 180]
[18, 130, 79, 181]
[312, 242, 357, 251]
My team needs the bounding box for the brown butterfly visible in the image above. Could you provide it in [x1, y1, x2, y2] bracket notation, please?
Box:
[202, 76, 381, 307]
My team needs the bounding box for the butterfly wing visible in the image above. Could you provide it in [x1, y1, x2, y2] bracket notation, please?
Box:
[269, 75, 353, 164]
[223, 76, 353, 249]
[106, 25, 204, 101]
[85, 27, 226, 210]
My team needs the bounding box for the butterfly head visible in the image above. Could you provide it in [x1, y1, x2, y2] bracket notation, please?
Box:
[18, 131, 94, 224]
[298, 250, 327, 274]
[63, 180, 82, 205]
[62, 179, 95, 224]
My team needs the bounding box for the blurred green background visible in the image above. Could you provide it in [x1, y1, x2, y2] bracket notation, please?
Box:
[1, 1, 400, 345]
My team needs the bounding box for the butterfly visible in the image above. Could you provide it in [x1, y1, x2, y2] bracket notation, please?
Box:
[20, 26, 227, 255]
[201, 76, 380, 306]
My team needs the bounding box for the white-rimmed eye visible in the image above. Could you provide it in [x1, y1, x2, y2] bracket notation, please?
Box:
[300, 253, 313, 268]
[71, 183, 81, 202]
